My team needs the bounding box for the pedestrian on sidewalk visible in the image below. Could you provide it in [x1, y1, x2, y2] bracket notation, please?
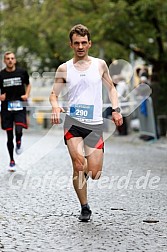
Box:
[49, 24, 123, 221]
[0, 51, 31, 172]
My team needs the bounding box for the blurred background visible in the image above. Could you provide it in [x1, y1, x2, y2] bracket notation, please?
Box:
[0, 0, 167, 137]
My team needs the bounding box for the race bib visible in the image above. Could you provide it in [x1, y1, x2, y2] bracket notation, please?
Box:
[8, 100, 23, 111]
[70, 104, 94, 120]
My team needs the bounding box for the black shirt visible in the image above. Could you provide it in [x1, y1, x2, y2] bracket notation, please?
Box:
[0, 67, 29, 110]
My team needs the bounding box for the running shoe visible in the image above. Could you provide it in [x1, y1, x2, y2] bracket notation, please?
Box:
[84, 172, 89, 181]
[78, 207, 92, 222]
[15, 141, 23, 155]
[8, 160, 16, 172]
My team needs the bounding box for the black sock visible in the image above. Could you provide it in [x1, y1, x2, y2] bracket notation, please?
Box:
[81, 203, 90, 210]
[16, 140, 21, 148]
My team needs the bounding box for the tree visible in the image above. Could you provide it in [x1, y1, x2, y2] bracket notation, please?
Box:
[61, 0, 167, 115]
[0, 0, 167, 115]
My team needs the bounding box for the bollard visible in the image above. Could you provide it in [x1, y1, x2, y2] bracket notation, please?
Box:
[157, 115, 167, 136]
[43, 117, 48, 129]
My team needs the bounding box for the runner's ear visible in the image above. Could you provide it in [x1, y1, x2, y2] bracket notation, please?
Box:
[88, 40, 92, 48]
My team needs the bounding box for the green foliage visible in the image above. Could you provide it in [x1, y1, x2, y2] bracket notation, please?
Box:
[0, 0, 167, 114]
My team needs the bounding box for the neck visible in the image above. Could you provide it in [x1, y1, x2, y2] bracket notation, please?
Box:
[6, 66, 16, 72]
[73, 55, 90, 64]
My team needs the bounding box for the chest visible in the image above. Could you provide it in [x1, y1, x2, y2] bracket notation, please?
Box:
[0, 72, 25, 89]
[2, 77, 23, 88]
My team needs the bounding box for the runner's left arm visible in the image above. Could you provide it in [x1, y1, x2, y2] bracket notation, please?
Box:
[101, 60, 123, 127]
[21, 83, 31, 101]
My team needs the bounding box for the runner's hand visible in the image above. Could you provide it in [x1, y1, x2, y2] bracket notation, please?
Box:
[51, 107, 65, 124]
[0, 93, 6, 101]
[112, 112, 123, 127]
[21, 94, 28, 101]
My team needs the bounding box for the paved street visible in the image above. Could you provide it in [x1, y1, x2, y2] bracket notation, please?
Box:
[0, 126, 167, 252]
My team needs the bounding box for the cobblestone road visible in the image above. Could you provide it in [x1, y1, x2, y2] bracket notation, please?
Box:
[0, 127, 167, 252]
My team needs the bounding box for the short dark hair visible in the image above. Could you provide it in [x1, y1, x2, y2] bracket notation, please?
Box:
[4, 51, 15, 59]
[69, 24, 91, 42]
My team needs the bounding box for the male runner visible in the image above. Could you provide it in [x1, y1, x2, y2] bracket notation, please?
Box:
[0, 51, 31, 171]
[49, 24, 123, 221]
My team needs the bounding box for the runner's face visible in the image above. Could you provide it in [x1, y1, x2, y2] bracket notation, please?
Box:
[70, 34, 91, 58]
[4, 53, 16, 70]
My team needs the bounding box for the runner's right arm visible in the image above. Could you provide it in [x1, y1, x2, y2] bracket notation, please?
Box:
[49, 64, 66, 124]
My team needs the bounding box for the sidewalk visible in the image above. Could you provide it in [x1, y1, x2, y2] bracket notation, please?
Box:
[0, 128, 167, 252]
[111, 131, 167, 150]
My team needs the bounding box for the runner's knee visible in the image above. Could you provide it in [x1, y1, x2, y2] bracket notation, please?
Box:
[15, 125, 23, 141]
[6, 130, 14, 142]
[15, 125, 22, 135]
[72, 157, 85, 172]
[90, 170, 102, 180]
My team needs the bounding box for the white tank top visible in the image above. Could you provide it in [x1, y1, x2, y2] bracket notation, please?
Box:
[66, 57, 103, 125]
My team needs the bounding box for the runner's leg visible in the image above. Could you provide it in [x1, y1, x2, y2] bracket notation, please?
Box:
[6, 129, 14, 161]
[84, 146, 103, 179]
[15, 125, 23, 147]
[66, 137, 88, 206]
